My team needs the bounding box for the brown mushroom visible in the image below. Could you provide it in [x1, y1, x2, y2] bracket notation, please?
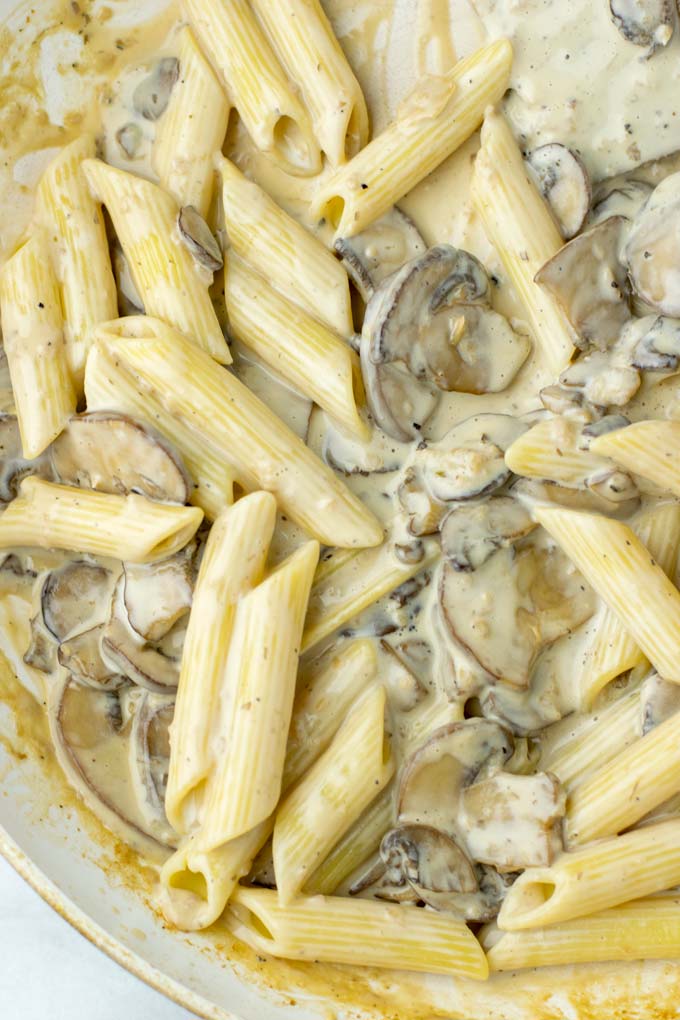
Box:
[178, 205, 223, 273]
[0, 414, 52, 501]
[609, 0, 674, 52]
[123, 548, 194, 643]
[628, 315, 680, 370]
[359, 356, 440, 442]
[379, 825, 478, 907]
[51, 412, 191, 503]
[335, 207, 426, 302]
[58, 624, 127, 691]
[41, 561, 116, 641]
[115, 122, 143, 160]
[560, 351, 641, 407]
[101, 616, 179, 692]
[625, 173, 680, 315]
[440, 496, 537, 572]
[535, 216, 631, 349]
[23, 615, 58, 673]
[132, 57, 179, 121]
[590, 179, 653, 225]
[128, 689, 176, 845]
[510, 476, 640, 519]
[526, 144, 591, 239]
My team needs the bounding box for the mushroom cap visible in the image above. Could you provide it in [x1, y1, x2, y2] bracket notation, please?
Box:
[440, 496, 537, 572]
[335, 206, 426, 302]
[609, 0, 675, 52]
[626, 172, 680, 317]
[526, 143, 591, 240]
[132, 57, 179, 121]
[178, 206, 224, 273]
[42, 561, 116, 642]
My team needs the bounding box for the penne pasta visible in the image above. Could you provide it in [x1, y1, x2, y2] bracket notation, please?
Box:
[504, 416, 613, 486]
[0, 233, 76, 458]
[590, 420, 680, 497]
[534, 505, 680, 684]
[183, 0, 320, 176]
[311, 39, 512, 239]
[224, 253, 367, 440]
[217, 156, 353, 337]
[196, 540, 319, 850]
[227, 886, 489, 978]
[35, 135, 118, 389]
[165, 492, 277, 834]
[85, 341, 235, 519]
[82, 159, 230, 364]
[0, 477, 202, 562]
[152, 27, 230, 217]
[498, 818, 680, 931]
[249, 0, 369, 166]
[273, 685, 394, 905]
[470, 109, 576, 373]
[484, 896, 680, 971]
[91, 316, 383, 549]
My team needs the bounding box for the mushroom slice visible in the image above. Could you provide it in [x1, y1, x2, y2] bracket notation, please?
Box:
[41, 561, 115, 642]
[128, 689, 176, 845]
[123, 549, 193, 643]
[24, 615, 58, 673]
[49, 678, 173, 855]
[58, 624, 127, 691]
[461, 771, 565, 869]
[115, 122, 143, 160]
[539, 384, 593, 420]
[609, 0, 674, 52]
[626, 173, 680, 316]
[178, 206, 223, 273]
[535, 216, 631, 350]
[561, 351, 641, 408]
[439, 542, 596, 688]
[586, 468, 639, 505]
[334, 207, 426, 301]
[397, 467, 446, 536]
[440, 496, 537, 572]
[101, 617, 179, 692]
[640, 672, 680, 734]
[132, 56, 179, 121]
[0, 413, 52, 501]
[526, 144, 591, 239]
[360, 356, 440, 442]
[51, 412, 190, 503]
[380, 639, 429, 711]
[630, 315, 680, 370]
[510, 476, 640, 518]
[380, 825, 477, 906]
[590, 179, 653, 225]
[322, 415, 405, 475]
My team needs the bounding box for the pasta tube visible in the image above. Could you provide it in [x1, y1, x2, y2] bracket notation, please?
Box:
[0, 477, 202, 563]
[91, 317, 383, 548]
[224, 254, 367, 439]
[82, 159, 230, 364]
[312, 38, 512, 238]
[165, 492, 276, 833]
[534, 506, 680, 683]
[227, 887, 489, 979]
[471, 109, 576, 373]
[504, 416, 613, 486]
[273, 685, 394, 904]
[183, 0, 320, 176]
[0, 233, 75, 457]
[85, 341, 235, 519]
[498, 818, 680, 931]
[152, 27, 230, 216]
[196, 540, 319, 850]
[35, 135, 117, 388]
[484, 897, 680, 971]
[217, 156, 353, 336]
[249, 0, 369, 166]
[591, 420, 680, 497]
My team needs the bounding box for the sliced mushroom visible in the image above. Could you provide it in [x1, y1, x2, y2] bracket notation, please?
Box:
[439, 540, 596, 688]
[480, 681, 564, 737]
[335, 207, 426, 302]
[380, 639, 429, 711]
[41, 561, 116, 641]
[639, 672, 680, 734]
[58, 625, 127, 691]
[609, 0, 674, 52]
[380, 825, 477, 907]
[590, 179, 653, 225]
[0, 413, 52, 501]
[526, 144, 591, 239]
[586, 469, 640, 505]
[115, 122, 143, 160]
[132, 57, 179, 121]
[394, 539, 425, 565]
[123, 549, 193, 643]
[510, 476, 640, 518]
[178, 206, 223, 273]
[397, 467, 445, 536]
[440, 496, 537, 572]
[322, 415, 405, 475]
[128, 689, 176, 845]
[539, 384, 594, 421]
[630, 315, 680, 370]
[360, 356, 440, 442]
[626, 173, 680, 316]
[101, 617, 179, 692]
[560, 351, 641, 408]
[51, 412, 190, 503]
[23, 615, 58, 673]
[535, 216, 631, 350]
[390, 571, 430, 608]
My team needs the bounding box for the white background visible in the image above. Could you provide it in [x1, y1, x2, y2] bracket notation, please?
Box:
[0, 855, 197, 1019]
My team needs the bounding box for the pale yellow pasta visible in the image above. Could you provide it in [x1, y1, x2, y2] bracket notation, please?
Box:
[91, 317, 383, 549]
[35, 135, 117, 388]
[249, 0, 369, 166]
[227, 886, 489, 978]
[152, 27, 230, 216]
[504, 416, 613, 486]
[303, 537, 439, 653]
[0, 233, 75, 457]
[196, 541, 319, 851]
[535, 506, 680, 683]
[578, 502, 680, 706]
[85, 341, 235, 519]
[0, 477, 202, 563]
[470, 109, 576, 373]
[225, 253, 367, 440]
[312, 39, 512, 238]
[484, 897, 680, 971]
[273, 685, 394, 904]
[591, 420, 680, 497]
[165, 492, 277, 834]
[82, 159, 230, 364]
[183, 0, 320, 176]
[498, 818, 680, 931]
[217, 156, 353, 336]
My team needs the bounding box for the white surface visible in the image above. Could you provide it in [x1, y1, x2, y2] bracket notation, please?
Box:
[0, 855, 196, 1020]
